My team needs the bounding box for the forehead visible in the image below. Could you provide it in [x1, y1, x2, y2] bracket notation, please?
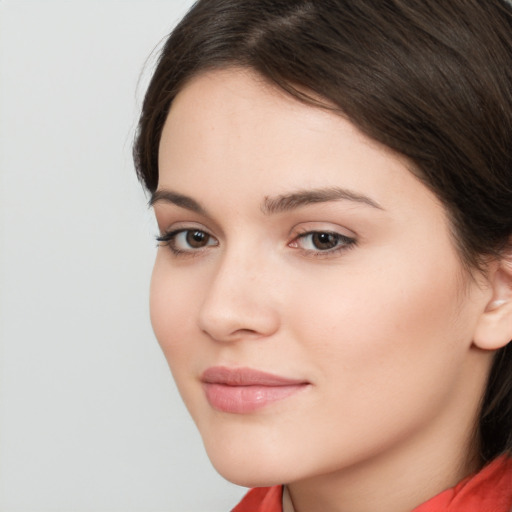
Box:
[157, 68, 446, 225]
[159, 68, 352, 167]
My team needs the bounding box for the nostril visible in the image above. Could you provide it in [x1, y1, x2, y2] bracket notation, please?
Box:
[201, 324, 267, 343]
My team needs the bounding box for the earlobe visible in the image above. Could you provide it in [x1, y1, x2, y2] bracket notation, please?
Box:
[473, 258, 512, 351]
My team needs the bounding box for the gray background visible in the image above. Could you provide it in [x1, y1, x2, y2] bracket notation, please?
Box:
[0, 1, 247, 510]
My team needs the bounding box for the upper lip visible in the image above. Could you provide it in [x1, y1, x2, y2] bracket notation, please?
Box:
[201, 366, 308, 386]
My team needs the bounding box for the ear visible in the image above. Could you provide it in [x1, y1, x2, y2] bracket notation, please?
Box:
[473, 255, 512, 351]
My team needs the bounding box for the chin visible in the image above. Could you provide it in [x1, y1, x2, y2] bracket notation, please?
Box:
[209, 456, 287, 488]
[200, 431, 296, 488]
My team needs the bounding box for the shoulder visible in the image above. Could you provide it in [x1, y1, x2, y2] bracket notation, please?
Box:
[231, 486, 283, 512]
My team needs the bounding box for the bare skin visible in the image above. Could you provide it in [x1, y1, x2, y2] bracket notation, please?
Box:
[150, 68, 510, 512]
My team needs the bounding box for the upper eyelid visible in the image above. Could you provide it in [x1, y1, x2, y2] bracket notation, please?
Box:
[296, 230, 354, 240]
[292, 230, 356, 247]
[291, 222, 357, 238]
[154, 213, 225, 239]
[156, 222, 358, 245]
[157, 221, 213, 235]
[158, 226, 216, 240]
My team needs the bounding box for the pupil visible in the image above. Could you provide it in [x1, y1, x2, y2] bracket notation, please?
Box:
[187, 230, 208, 247]
[313, 232, 337, 250]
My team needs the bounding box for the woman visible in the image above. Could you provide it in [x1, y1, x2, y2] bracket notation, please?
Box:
[134, 1, 512, 510]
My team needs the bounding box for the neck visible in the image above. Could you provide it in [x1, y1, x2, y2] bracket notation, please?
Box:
[287, 436, 479, 512]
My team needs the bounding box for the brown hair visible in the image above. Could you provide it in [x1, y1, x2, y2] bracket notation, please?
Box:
[134, 0, 512, 462]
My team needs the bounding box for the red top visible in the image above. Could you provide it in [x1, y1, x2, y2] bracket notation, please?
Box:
[231, 456, 512, 512]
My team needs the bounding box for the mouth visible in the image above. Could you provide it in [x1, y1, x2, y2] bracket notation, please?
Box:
[201, 366, 310, 414]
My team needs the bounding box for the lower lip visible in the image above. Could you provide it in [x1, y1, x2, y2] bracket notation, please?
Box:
[203, 383, 307, 413]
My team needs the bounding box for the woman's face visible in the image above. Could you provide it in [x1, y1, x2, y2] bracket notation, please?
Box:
[151, 69, 492, 487]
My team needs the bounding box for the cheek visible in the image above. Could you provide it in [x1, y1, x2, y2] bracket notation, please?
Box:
[149, 255, 216, 427]
[149, 255, 202, 374]
[289, 250, 470, 412]
[263, 254, 474, 476]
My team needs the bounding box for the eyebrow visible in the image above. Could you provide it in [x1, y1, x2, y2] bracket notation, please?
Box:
[262, 186, 384, 214]
[149, 190, 208, 215]
[150, 186, 383, 215]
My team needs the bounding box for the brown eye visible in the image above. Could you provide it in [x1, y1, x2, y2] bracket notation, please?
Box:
[156, 228, 218, 254]
[186, 230, 211, 248]
[292, 230, 356, 255]
[311, 232, 339, 250]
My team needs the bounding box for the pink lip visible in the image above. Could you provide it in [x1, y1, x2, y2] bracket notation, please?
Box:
[201, 366, 309, 414]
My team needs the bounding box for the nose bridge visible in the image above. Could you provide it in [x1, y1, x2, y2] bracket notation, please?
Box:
[198, 240, 280, 341]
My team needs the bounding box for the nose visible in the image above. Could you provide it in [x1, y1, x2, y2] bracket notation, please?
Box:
[198, 248, 280, 343]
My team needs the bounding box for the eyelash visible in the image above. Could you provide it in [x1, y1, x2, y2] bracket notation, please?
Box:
[156, 228, 356, 258]
[292, 230, 356, 257]
[156, 228, 218, 256]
